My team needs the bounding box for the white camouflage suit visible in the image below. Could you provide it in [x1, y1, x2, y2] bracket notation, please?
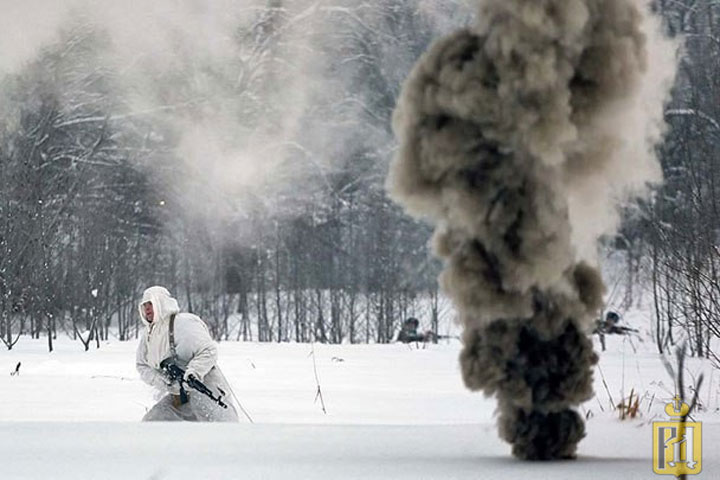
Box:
[136, 286, 239, 422]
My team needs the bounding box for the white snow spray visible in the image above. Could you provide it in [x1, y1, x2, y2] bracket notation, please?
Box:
[0, 1, 472, 235]
[389, 0, 677, 459]
[0, 0, 329, 226]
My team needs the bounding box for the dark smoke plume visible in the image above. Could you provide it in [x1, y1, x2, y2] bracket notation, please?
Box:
[389, 0, 676, 460]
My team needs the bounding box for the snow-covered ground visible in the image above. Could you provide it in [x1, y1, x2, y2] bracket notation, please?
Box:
[0, 334, 717, 479]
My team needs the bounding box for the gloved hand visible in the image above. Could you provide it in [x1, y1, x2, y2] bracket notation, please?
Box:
[183, 368, 199, 383]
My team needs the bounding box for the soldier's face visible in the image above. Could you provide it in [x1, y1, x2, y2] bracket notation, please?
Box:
[143, 302, 154, 323]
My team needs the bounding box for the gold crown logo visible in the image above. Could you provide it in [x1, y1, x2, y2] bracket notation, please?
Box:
[665, 396, 690, 418]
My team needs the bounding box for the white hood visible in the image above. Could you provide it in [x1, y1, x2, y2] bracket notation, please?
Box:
[139, 286, 180, 328]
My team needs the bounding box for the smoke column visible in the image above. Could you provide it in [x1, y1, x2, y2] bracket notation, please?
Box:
[389, 0, 677, 460]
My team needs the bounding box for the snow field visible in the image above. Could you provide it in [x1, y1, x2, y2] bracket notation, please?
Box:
[0, 335, 717, 479]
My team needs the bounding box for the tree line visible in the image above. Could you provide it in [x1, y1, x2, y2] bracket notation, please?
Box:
[5, 0, 719, 360]
[612, 0, 720, 365]
[0, 1, 467, 351]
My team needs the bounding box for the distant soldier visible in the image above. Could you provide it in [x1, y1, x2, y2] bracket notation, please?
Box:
[594, 311, 637, 351]
[396, 317, 434, 343]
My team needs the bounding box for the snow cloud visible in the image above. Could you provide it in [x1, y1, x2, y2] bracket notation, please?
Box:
[0, 0, 329, 224]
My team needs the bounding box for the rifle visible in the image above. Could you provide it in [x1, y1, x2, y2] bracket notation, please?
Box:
[160, 358, 228, 409]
